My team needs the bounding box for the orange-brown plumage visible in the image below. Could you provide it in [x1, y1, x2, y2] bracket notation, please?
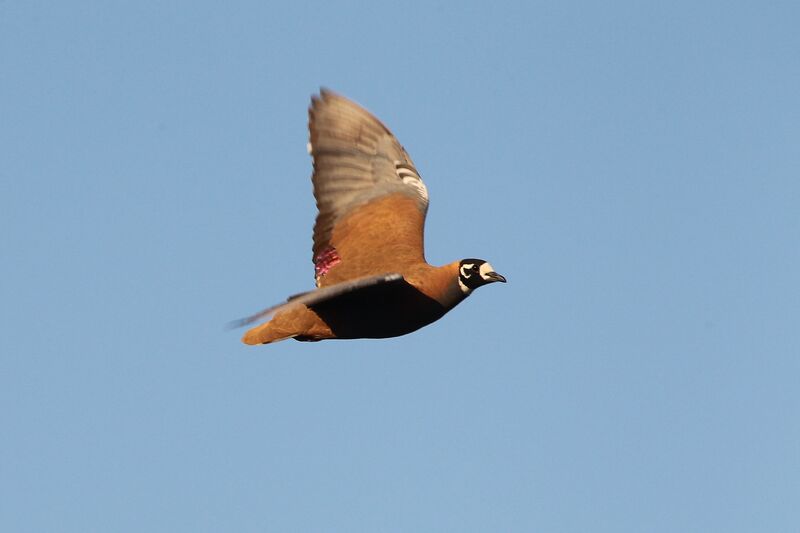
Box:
[241, 261, 462, 345]
[320, 194, 426, 285]
[237, 90, 505, 345]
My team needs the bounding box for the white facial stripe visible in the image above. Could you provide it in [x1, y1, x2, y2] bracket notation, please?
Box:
[460, 263, 475, 278]
[458, 277, 471, 294]
[479, 262, 496, 280]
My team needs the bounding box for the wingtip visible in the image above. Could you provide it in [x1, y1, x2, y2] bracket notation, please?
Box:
[309, 88, 333, 119]
[312, 87, 335, 104]
[225, 317, 251, 330]
[226, 303, 283, 331]
[314, 87, 352, 107]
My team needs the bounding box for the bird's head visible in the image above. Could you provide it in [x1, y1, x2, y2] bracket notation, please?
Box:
[457, 258, 506, 294]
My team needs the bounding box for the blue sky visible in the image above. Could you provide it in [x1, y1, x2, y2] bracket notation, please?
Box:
[2, 1, 798, 531]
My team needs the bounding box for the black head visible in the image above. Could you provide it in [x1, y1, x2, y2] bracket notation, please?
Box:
[458, 258, 506, 294]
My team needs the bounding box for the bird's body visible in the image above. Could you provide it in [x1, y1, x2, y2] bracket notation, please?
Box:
[243, 262, 463, 344]
[238, 90, 504, 345]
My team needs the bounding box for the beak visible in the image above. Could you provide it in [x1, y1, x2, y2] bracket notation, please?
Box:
[485, 271, 507, 283]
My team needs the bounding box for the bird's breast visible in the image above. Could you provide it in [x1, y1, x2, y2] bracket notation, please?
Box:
[307, 278, 450, 339]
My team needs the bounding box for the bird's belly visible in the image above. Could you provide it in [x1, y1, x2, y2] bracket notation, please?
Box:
[306, 282, 448, 339]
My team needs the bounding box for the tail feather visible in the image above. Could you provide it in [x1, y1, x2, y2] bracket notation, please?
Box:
[240, 307, 332, 345]
[241, 321, 297, 345]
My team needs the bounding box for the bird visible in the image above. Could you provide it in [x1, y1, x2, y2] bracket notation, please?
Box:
[236, 89, 505, 345]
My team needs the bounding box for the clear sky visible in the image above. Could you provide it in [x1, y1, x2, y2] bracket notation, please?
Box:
[2, 1, 798, 532]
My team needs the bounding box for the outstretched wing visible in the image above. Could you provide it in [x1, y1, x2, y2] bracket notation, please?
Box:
[229, 273, 405, 329]
[309, 90, 429, 287]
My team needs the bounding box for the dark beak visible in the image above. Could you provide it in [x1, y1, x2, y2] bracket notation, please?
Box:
[485, 271, 507, 283]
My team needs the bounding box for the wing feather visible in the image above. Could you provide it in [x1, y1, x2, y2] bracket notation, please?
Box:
[308, 90, 429, 285]
[229, 273, 405, 329]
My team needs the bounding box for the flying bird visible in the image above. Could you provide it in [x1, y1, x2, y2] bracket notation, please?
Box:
[237, 90, 505, 344]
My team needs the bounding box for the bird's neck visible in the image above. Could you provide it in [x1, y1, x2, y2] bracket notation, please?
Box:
[416, 261, 468, 310]
[439, 276, 469, 309]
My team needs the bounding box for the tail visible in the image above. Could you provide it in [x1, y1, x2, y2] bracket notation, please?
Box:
[241, 320, 298, 345]
[237, 304, 332, 345]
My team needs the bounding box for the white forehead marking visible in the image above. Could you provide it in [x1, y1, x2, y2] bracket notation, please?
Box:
[479, 262, 496, 280]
